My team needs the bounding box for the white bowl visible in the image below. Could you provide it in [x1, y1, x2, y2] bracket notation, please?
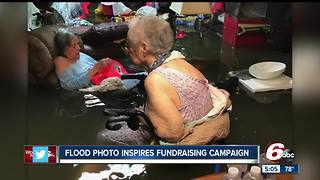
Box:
[249, 62, 286, 80]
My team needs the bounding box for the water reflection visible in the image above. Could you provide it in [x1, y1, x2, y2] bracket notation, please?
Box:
[77, 164, 146, 180]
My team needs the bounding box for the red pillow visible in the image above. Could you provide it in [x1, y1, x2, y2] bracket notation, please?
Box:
[91, 59, 128, 85]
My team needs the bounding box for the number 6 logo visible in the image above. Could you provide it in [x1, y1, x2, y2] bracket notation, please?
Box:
[265, 142, 285, 161]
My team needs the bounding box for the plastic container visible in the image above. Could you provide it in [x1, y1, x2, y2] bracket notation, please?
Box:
[176, 19, 194, 27]
[222, 167, 241, 180]
[242, 166, 263, 180]
[227, 164, 247, 177]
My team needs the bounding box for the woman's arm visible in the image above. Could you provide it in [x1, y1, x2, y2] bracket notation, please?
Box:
[87, 58, 111, 79]
[55, 57, 91, 90]
[144, 73, 185, 142]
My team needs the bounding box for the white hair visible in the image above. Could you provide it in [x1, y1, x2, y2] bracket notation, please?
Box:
[128, 16, 174, 55]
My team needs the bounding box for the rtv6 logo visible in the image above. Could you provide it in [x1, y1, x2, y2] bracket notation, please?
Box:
[265, 142, 295, 163]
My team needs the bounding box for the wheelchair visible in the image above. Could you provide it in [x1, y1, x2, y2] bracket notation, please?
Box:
[101, 71, 238, 144]
[102, 73, 157, 139]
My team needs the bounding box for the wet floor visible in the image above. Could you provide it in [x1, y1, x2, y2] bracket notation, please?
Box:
[24, 28, 292, 180]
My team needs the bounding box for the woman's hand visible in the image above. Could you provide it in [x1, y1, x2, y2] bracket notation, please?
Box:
[88, 58, 111, 79]
[99, 57, 112, 67]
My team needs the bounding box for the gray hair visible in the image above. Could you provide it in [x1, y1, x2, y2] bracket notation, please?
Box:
[54, 28, 76, 56]
[128, 16, 174, 55]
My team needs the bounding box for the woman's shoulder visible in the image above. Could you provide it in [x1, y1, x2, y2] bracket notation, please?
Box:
[145, 72, 174, 94]
[165, 59, 207, 81]
[54, 56, 71, 74]
[54, 55, 68, 63]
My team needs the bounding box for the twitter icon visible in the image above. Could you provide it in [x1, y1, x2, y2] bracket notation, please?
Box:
[33, 146, 48, 163]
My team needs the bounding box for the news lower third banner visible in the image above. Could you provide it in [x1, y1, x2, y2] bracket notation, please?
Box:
[60, 145, 259, 164]
[24, 145, 259, 164]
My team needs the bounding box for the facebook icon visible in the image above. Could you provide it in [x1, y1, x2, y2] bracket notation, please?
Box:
[32, 146, 48, 163]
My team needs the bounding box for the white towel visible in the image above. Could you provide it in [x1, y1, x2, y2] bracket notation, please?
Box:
[79, 77, 124, 93]
[239, 74, 292, 93]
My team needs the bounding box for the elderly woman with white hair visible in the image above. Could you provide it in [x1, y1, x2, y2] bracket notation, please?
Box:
[98, 16, 230, 145]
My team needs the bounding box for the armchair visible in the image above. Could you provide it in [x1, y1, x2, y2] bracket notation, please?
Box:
[28, 22, 129, 89]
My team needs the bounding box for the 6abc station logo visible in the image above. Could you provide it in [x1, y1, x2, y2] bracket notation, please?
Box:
[265, 142, 295, 164]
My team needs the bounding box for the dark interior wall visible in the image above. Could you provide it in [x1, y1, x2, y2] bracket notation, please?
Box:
[267, 2, 292, 27]
[266, 2, 292, 52]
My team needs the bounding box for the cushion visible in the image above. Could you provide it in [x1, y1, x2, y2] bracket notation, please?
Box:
[28, 35, 53, 78]
[29, 25, 64, 58]
[81, 22, 129, 45]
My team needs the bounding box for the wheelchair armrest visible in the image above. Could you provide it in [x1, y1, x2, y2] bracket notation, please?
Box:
[125, 65, 146, 74]
[121, 74, 147, 81]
